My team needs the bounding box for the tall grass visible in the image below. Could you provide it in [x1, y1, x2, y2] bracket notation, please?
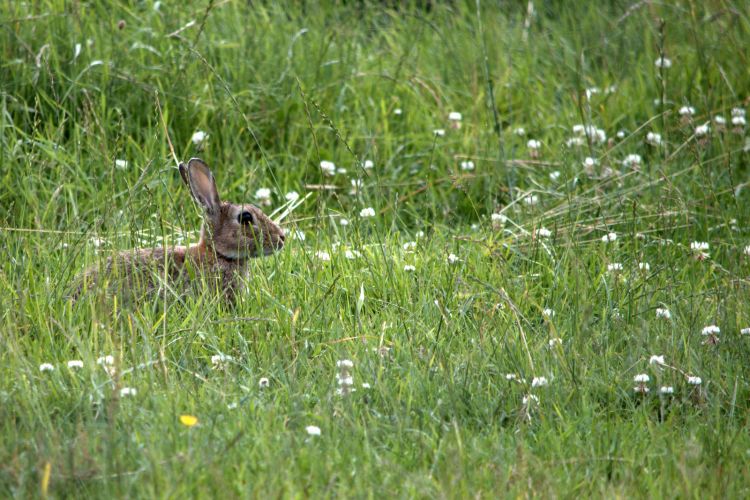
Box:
[2, 0, 750, 496]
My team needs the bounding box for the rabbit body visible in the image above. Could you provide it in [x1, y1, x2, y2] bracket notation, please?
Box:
[75, 158, 285, 303]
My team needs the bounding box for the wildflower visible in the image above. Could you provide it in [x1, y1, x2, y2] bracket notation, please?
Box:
[646, 132, 662, 146]
[649, 355, 665, 366]
[255, 188, 272, 204]
[403, 241, 417, 251]
[393, 108, 402, 115]
[566, 137, 585, 147]
[691, 241, 709, 251]
[179, 415, 199, 427]
[731, 116, 746, 127]
[687, 376, 702, 385]
[67, 360, 84, 369]
[655, 56, 672, 69]
[535, 227, 552, 238]
[359, 207, 375, 218]
[460, 160, 475, 171]
[315, 251, 331, 262]
[363, 160, 374, 169]
[607, 263, 623, 272]
[505, 373, 519, 381]
[285, 191, 300, 202]
[320, 160, 336, 176]
[447, 253, 460, 264]
[638, 262, 650, 271]
[679, 106, 696, 117]
[336, 360, 354, 368]
[572, 124, 607, 144]
[115, 159, 129, 169]
[258, 377, 270, 388]
[403, 265, 416, 272]
[660, 386, 674, 395]
[740, 327, 750, 335]
[39, 363, 55, 372]
[714, 115, 726, 126]
[361, 383, 371, 389]
[210, 354, 233, 370]
[415, 230, 425, 238]
[522, 394, 539, 405]
[339, 218, 349, 226]
[119, 387, 137, 397]
[531, 376, 548, 388]
[549, 170, 561, 181]
[337, 167, 347, 175]
[616, 130, 628, 139]
[732, 107, 746, 117]
[601, 232, 617, 243]
[548, 338, 562, 348]
[585, 87, 600, 99]
[97, 355, 115, 366]
[491, 213, 507, 224]
[582, 157, 598, 169]
[702, 325, 720, 336]
[524, 195, 539, 206]
[655, 308, 672, 319]
[695, 123, 710, 136]
[542, 308, 555, 318]
[191, 130, 207, 146]
[744, 245, 750, 256]
[448, 111, 462, 121]
[433, 129, 445, 137]
[634, 373, 650, 383]
[623, 154, 642, 168]
[514, 127, 526, 136]
[527, 139, 541, 150]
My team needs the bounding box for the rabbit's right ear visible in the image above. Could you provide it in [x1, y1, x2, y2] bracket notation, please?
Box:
[181, 158, 221, 214]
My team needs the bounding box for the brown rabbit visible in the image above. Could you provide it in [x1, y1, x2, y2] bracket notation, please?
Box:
[76, 158, 285, 303]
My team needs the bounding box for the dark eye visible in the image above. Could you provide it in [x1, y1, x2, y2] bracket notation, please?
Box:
[239, 211, 254, 225]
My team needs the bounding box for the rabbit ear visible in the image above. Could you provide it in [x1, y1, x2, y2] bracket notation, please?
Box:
[182, 158, 221, 214]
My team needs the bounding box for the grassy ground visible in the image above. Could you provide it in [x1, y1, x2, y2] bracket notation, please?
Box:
[2, 0, 750, 497]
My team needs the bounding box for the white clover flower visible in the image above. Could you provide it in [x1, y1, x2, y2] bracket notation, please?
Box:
[607, 262, 623, 272]
[285, 191, 300, 202]
[524, 195, 539, 206]
[701, 325, 720, 336]
[67, 360, 84, 369]
[655, 56, 672, 69]
[572, 124, 606, 143]
[740, 327, 750, 335]
[393, 108, 402, 115]
[433, 129, 445, 137]
[743, 245, 750, 256]
[460, 160, 475, 171]
[535, 227, 552, 238]
[319, 160, 336, 176]
[660, 386, 674, 395]
[531, 376, 548, 388]
[732, 107, 746, 117]
[39, 363, 55, 372]
[336, 359, 354, 368]
[336, 167, 347, 175]
[119, 387, 137, 397]
[623, 154, 642, 168]
[505, 373, 519, 381]
[656, 308, 672, 319]
[97, 355, 115, 366]
[687, 376, 702, 385]
[714, 115, 726, 125]
[548, 338, 562, 348]
[542, 308, 555, 318]
[255, 188, 271, 200]
[344, 249, 361, 259]
[549, 170, 561, 181]
[649, 355, 665, 366]
[679, 106, 696, 116]
[565, 137, 585, 147]
[211, 354, 233, 368]
[527, 139, 541, 150]
[305, 425, 321, 436]
[447, 253, 459, 264]
[513, 127, 526, 136]
[359, 207, 375, 218]
[363, 160, 374, 169]
[258, 377, 270, 388]
[634, 373, 650, 383]
[415, 230, 425, 238]
[448, 111, 462, 121]
[522, 394, 539, 405]
[361, 383, 371, 389]
[339, 218, 349, 226]
[337, 375, 354, 386]
[601, 232, 617, 243]
[582, 157, 598, 169]
[695, 123, 710, 136]
[638, 262, 650, 271]
[403, 241, 417, 251]
[315, 251, 331, 262]
[690, 241, 709, 251]
[191, 130, 207, 145]
[731, 116, 746, 127]
[633, 385, 650, 393]
[646, 132, 662, 146]
[403, 265, 416, 272]
[585, 87, 600, 99]
[616, 130, 628, 139]
[115, 159, 129, 169]
[491, 213, 507, 224]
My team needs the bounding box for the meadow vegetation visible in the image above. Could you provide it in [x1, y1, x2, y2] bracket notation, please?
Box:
[2, 0, 750, 496]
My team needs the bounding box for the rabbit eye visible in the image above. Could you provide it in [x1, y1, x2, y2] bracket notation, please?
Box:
[239, 211, 254, 225]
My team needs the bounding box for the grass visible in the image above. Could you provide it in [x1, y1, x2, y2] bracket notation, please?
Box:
[2, 0, 750, 496]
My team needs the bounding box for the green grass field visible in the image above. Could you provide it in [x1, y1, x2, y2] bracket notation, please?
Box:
[2, 0, 750, 497]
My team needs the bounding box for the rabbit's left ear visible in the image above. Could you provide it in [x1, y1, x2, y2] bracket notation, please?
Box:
[181, 158, 221, 214]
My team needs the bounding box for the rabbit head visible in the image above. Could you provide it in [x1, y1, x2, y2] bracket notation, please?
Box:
[179, 158, 285, 260]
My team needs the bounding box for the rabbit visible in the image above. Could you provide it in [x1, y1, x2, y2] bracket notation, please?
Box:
[75, 158, 285, 303]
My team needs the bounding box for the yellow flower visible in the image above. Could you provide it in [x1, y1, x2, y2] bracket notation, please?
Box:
[179, 415, 198, 427]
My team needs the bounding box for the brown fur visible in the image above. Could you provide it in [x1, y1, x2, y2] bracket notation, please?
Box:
[75, 158, 285, 303]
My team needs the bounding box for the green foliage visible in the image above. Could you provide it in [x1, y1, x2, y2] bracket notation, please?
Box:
[2, 0, 750, 496]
